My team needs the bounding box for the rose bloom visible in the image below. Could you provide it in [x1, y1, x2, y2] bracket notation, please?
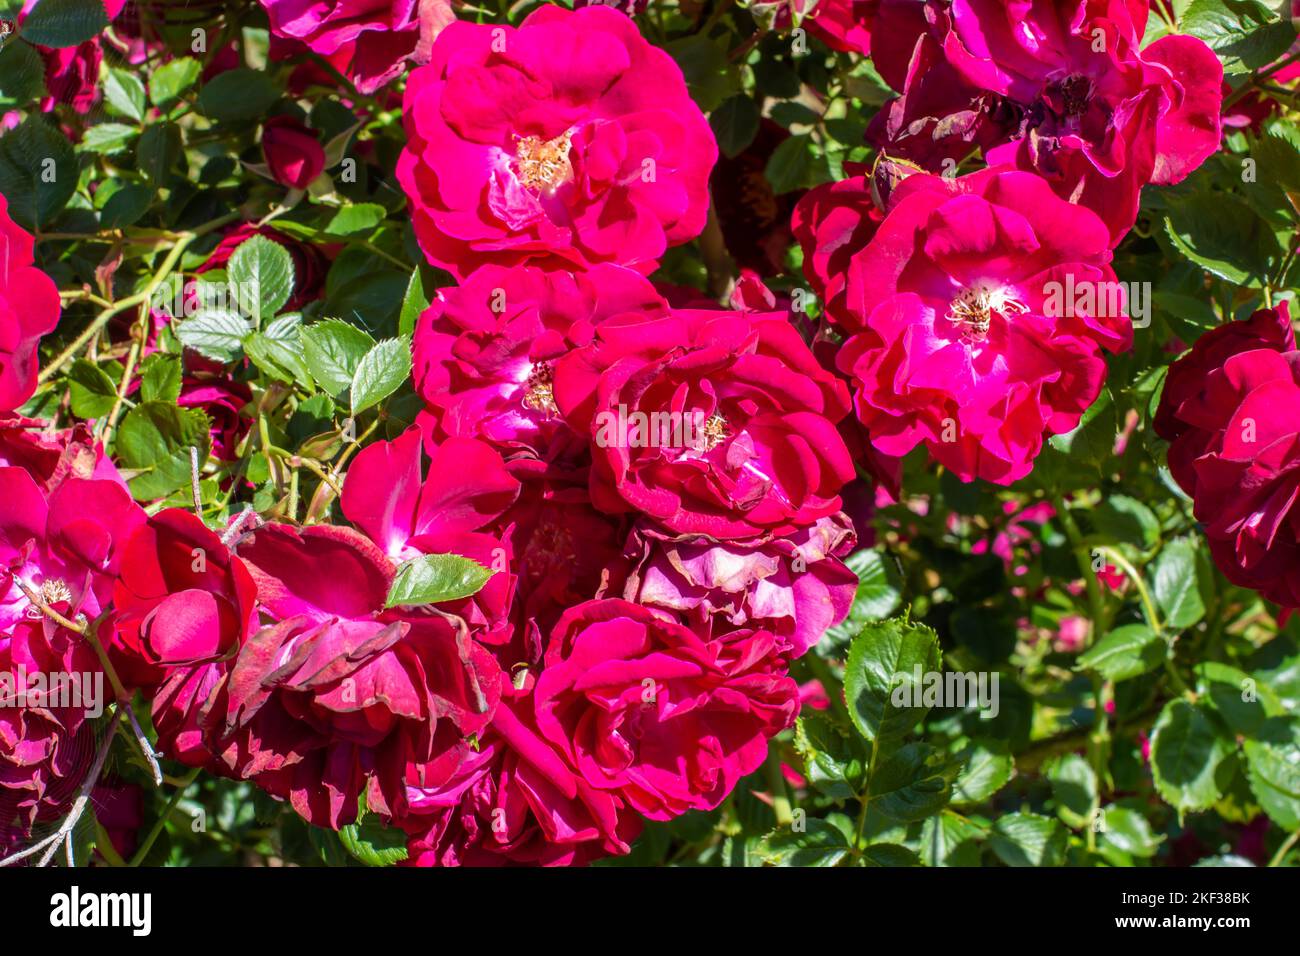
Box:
[1154, 305, 1300, 609]
[176, 358, 254, 461]
[107, 509, 257, 693]
[397, 677, 639, 866]
[868, 0, 1222, 243]
[794, 164, 1131, 484]
[0, 617, 102, 842]
[257, 0, 452, 94]
[533, 599, 798, 820]
[397, 5, 716, 278]
[0, 418, 121, 491]
[806, 0, 876, 55]
[412, 263, 667, 476]
[553, 305, 855, 539]
[610, 513, 858, 659]
[261, 116, 326, 190]
[0, 195, 60, 412]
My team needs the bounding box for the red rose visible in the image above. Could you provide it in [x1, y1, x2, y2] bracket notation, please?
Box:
[1154, 305, 1300, 608]
[553, 306, 855, 539]
[534, 599, 798, 820]
[261, 117, 326, 190]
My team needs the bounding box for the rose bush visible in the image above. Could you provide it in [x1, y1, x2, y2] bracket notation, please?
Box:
[0, 0, 1297, 874]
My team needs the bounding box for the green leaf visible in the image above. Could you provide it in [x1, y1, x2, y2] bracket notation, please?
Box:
[920, 810, 985, 867]
[176, 310, 252, 363]
[870, 743, 960, 822]
[115, 402, 211, 500]
[825, 549, 903, 646]
[0, 115, 77, 230]
[990, 812, 1067, 867]
[351, 336, 411, 415]
[1196, 661, 1280, 735]
[228, 234, 294, 322]
[860, 843, 920, 867]
[397, 265, 441, 339]
[1243, 717, 1300, 829]
[765, 133, 820, 194]
[1076, 624, 1165, 682]
[1089, 494, 1160, 551]
[1164, 192, 1280, 286]
[1150, 699, 1233, 812]
[140, 354, 182, 405]
[300, 319, 376, 396]
[385, 553, 495, 608]
[794, 713, 866, 800]
[1099, 806, 1162, 861]
[198, 68, 282, 123]
[338, 813, 408, 867]
[0, 38, 47, 110]
[148, 56, 202, 109]
[1182, 0, 1296, 74]
[103, 67, 146, 122]
[843, 617, 942, 744]
[754, 819, 852, 867]
[80, 122, 137, 155]
[325, 203, 387, 237]
[1046, 387, 1116, 466]
[1152, 537, 1207, 630]
[136, 123, 182, 184]
[665, 35, 739, 112]
[20, 0, 108, 48]
[244, 331, 314, 387]
[99, 183, 153, 229]
[952, 741, 1014, 806]
[67, 359, 118, 418]
[710, 95, 760, 159]
[1046, 753, 1099, 829]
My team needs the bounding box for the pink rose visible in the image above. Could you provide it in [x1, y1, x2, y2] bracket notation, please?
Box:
[797, 165, 1131, 484]
[397, 678, 639, 866]
[534, 599, 798, 820]
[610, 514, 858, 659]
[257, 0, 453, 94]
[553, 305, 855, 539]
[397, 5, 717, 278]
[412, 263, 667, 475]
[0, 195, 60, 411]
[868, 0, 1222, 243]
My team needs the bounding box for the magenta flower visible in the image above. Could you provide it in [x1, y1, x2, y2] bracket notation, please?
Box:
[612, 514, 858, 659]
[534, 598, 798, 820]
[1155, 305, 1300, 610]
[0, 196, 60, 412]
[869, 0, 1222, 243]
[796, 165, 1131, 484]
[552, 305, 855, 539]
[257, 0, 453, 94]
[396, 5, 717, 279]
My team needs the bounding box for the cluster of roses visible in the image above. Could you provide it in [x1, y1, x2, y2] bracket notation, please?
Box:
[5, 0, 1293, 867]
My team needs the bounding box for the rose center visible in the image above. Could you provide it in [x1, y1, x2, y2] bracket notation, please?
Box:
[521, 361, 558, 417]
[697, 412, 729, 451]
[513, 131, 574, 193]
[948, 284, 1027, 341]
[1047, 73, 1093, 118]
